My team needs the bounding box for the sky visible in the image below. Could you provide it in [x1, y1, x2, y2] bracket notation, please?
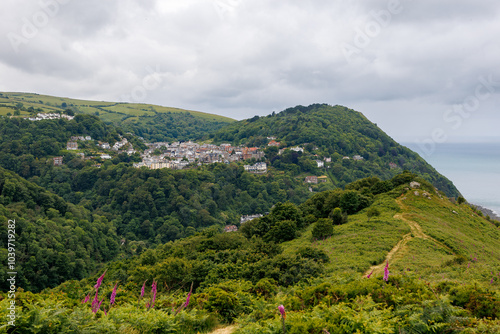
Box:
[1, 0, 500, 144]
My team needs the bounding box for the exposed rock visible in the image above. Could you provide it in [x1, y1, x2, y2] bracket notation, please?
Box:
[410, 181, 421, 189]
[414, 191, 419, 196]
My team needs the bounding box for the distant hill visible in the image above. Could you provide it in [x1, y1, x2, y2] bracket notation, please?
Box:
[211, 103, 461, 197]
[0, 92, 235, 142]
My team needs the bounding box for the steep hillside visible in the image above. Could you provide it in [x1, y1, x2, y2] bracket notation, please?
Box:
[211, 104, 460, 197]
[288, 178, 500, 284]
[0, 167, 123, 292]
[0, 92, 234, 141]
[3, 174, 498, 333]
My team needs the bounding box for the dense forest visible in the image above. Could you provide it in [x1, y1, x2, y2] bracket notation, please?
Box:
[119, 112, 233, 143]
[211, 104, 460, 197]
[1, 174, 498, 332]
[0, 104, 463, 294]
[0, 168, 122, 292]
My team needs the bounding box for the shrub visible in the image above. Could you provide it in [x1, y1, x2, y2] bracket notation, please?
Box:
[296, 246, 329, 263]
[366, 207, 381, 221]
[204, 287, 241, 323]
[251, 278, 278, 297]
[312, 218, 333, 239]
[449, 285, 500, 319]
[329, 207, 348, 225]
[264, 220, 298, 243]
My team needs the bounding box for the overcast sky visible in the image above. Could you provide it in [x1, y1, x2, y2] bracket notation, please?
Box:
[1, 0, 500, 144]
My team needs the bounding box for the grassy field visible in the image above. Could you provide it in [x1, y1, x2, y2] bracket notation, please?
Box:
[0, 92, 235, 123]
[281, 187, 500, 287]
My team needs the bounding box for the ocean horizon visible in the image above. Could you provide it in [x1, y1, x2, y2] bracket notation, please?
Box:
[404, 142, 500, 217]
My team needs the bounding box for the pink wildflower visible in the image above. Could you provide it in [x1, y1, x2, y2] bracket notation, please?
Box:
[148, 280, 157, 309]
[383, 261, 389, 282]
[91, 291, 99, 313]
[110, 283, 118, 306]
[278, 304, 286, 334]
[97, 297, 104, 311]
[184, 283, 193, 308]
[140, 280, 147, 299]
[278, 304, 286, 319]
[94, 270, 107, 290]
[366, 269, 374, 278]
[82, 294, 90, 303]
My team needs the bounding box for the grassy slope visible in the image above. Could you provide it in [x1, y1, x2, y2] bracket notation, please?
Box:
[282, 186, 500, 287]
[0, 92, 234, 123]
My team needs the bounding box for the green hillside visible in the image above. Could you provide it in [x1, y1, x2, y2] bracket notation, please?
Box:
[2, 174, 498, 333]
[0, 95, 498, 332]
[0, 167, 123, 293]
[211, 103, 461, 198]
[0, 92, 235, 142]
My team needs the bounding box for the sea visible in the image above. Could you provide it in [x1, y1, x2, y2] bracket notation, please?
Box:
[403, 142, 500, 218]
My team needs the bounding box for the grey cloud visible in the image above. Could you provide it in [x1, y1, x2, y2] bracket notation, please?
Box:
[0, 0, 499, 141]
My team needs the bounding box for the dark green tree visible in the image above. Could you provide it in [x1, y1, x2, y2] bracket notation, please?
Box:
[312, 218, 333, 240]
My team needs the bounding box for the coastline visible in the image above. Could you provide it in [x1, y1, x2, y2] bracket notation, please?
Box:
[470, 203, 500, 222]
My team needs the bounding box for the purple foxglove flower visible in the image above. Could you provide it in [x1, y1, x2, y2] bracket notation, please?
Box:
[94, 270, 107, 290]
[82, 294, 90, 303]
[110, 283, 118, 306]
[148, 280, 157, 309]
[91, 291, 99, 312]
[278, 304, 286, 319]
[141, 280, 147, 299]
[383, 261, 389, 282]
[184, 283, 193, 308]
[366, 270, 374, 278]
[97, 297, 104, 310]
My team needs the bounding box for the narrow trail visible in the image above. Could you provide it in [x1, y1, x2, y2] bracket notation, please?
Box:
[364, 197, 454, 276]
[209, 325, 237, 334]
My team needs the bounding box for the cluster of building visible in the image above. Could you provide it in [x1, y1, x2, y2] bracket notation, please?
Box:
[343, 155, 364, 161]
[133, 141, 265, 170]
[57, 134, 136, 166]
[224, 213, 268, 233]
[28, 113, 74, 121]
[240, 214, 264, 224]
[99, 137, 135, 154]
[243, 162, 267, 173]
[67, 136, 93, 150]
[304, 175, 329, 184]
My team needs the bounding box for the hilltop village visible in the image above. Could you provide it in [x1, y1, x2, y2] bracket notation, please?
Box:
[58, 133, 372, 178]
[133, 141, 265, 170]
